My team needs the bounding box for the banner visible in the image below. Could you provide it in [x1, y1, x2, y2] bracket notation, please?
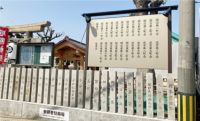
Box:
[0, 27, 9, 64]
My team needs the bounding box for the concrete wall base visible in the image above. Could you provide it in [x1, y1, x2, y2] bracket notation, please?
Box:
[0, 99, 173, 121]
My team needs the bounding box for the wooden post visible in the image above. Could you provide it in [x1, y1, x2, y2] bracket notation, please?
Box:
[8, 67, 15, 100]
[0, 67, 4, 99]
[85, 70, 93, 109]
[31, 68, 38, 102]
[156, 74, 164, 119]
[50, 68, 57, 105]
[109, 71, 117, 113]
[101, 70, 108, 112]
[44, 69, 50, 104]
[167, 74, 175, 120]
[14, 68, 21, 101]
[56, 69, 63, 106]
[70, 70, 78, 107]
[78, 70, 84, 108]
[126, 72, 134, 115]
[3, 67, 10, 99]
[146, 73, 154, 117]
[37, 68, 44, 103]
[19, 68, 26, 101]
[63, 70, 70, 106]
[93, 71, 100, 111]
[117, 72, 125, 114]
[136, 71, 144, 116]
[25, 68, 32, 102]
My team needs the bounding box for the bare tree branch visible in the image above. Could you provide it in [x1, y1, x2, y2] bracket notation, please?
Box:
[51, 33, 62, 41]
[36, 26, 63, 43]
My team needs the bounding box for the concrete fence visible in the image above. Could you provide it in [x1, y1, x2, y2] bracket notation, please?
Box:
[0, 67, 177, 121]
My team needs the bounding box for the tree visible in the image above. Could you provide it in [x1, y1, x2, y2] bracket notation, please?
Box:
[37, 26, 63, 43]
[150, 0, 166, 14]
[132, 0, 166, 14]
[132, 0, 150, 15]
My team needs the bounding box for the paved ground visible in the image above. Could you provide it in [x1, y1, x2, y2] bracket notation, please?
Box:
[0, 117, 35, 121]
[0, 117, 47, 121]
[0, 116, 58, 121]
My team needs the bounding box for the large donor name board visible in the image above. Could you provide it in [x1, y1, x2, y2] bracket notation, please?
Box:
[88, 14, 169, 69]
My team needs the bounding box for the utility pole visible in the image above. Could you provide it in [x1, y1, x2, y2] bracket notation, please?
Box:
[178, 0, 196, 121]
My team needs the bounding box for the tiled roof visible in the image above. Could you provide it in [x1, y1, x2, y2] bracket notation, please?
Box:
[56, 36, 86, 50]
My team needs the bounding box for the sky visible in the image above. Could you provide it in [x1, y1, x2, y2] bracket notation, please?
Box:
[0, 0, 199, 43]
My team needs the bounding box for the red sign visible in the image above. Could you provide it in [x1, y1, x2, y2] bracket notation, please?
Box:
[0, 27, 9, 64]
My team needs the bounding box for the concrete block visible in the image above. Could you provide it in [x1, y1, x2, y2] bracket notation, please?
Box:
[121, 115, 138, 121]
[92, 111, 121, 121]
[69, 108, 92, 121]
[22, 102, 67, 121]
[0, 100, 22, 117]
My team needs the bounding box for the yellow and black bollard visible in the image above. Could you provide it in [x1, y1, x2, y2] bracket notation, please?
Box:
[178, 93, 196, 121]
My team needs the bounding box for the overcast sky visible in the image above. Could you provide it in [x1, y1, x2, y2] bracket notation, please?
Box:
[0, 0, 199, 43]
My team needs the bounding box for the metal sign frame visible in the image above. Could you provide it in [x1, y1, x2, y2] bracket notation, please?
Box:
[82, 5, 178, 73]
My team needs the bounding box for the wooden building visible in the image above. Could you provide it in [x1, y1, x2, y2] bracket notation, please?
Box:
[54, 36, 86, 69]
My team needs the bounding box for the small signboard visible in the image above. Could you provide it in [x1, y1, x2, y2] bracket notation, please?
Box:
[16, 43, 54, 67]
[39, 108, 69, 121]
[0, 27, 9, 64]
[88, 14, 170, 70]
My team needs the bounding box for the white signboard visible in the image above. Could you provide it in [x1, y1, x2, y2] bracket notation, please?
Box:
[40, 46, 51, 64]
[88, 14, 169, 69]
[39, 108, 69, 121]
